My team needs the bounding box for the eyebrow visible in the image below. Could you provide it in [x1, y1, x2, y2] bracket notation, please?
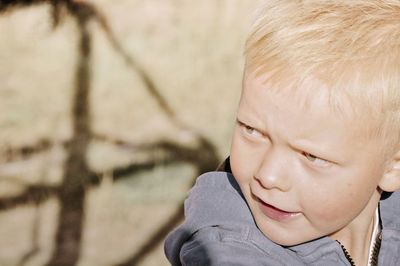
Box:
[289, 140, 341, 165]
[237, 116, 342, 165]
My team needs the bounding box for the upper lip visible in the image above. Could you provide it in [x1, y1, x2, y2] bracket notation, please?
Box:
[256, 195, 300, 214]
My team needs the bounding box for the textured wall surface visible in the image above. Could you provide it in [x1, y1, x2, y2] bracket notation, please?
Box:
[0, 1, 258, 265]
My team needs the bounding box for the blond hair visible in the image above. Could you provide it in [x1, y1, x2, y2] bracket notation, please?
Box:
[245, 0, 400, 151]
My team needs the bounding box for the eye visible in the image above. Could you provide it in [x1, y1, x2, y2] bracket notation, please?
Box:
[239, 122, 264, 139]
[302, 152, 331, 167]
[243, 125, 263, 138]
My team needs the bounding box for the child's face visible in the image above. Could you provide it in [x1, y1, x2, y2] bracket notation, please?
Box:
[230, 71, 387, 246]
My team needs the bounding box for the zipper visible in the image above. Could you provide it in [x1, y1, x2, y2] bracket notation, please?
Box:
[369, 232, 382, 266]
[336, 241, 356, 266]
[336, 231, 381, 266]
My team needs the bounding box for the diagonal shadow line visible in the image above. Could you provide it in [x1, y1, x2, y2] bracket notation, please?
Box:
[0, 138, 218, 265]
[91, 135, 220, 185]
[0, 132, 220, 265]
[0, 129, 213, 165]
[0, 139, 52, 162]
[0, 137, 216, 211]
[0, 128, 219, 264]
[114, 139, 219, 266]
[0, 143, 213, 213]
[1, 1, 221, 265]
[0, 158, 168, 213]
[0, 130, 206, 165]
[17, 202, 41, 266]
[109, 137, 219, 266]
[91, 7, 178, 120]
[0, 0, 206, 197]
[84, 28, 222, 256]
[115, 204, 185, 266]
[94, 136, 220, 178]
[113, 178, 208, 266]
[0, 185, 59, 211]
[111, 142, 219, 181]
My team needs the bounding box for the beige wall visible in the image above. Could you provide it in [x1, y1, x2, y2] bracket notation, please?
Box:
[0, 1, 259, 265]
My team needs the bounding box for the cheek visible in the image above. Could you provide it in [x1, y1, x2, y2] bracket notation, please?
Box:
[230, 132, 256, 181]
[230, 151, 250, 184]
[302, 181, 374, 226]
[310, 196, 353, 223]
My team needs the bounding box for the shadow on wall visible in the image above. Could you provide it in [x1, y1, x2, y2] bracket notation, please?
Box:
[0, 1, 219, 265]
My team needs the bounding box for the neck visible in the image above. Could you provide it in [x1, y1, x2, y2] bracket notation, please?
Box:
[337, 220, 374, 265]
[330, 191, 381, 266]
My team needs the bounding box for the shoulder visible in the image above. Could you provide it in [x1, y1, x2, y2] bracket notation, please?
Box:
[179, 224, 292, 266]
[378, 191, 400, 265]
[381, 190, 400, 230]
[165, 171, 303, 266]
[183, 171, 253, 229]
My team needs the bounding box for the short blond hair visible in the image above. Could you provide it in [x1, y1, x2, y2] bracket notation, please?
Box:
[245, 0, 400, 152]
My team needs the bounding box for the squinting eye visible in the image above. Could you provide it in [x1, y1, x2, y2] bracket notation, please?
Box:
[242, 125, 263, 138]
[303, 152, 318, 162]
[302, 152, 331, 167]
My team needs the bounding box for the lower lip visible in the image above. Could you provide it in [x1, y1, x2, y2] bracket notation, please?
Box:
[258, 199, 300, 222]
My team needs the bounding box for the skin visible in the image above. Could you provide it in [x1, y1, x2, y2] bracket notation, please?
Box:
[230, 70, 397, 265]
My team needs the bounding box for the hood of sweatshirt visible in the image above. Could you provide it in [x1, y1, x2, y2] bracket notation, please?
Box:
[164, 171, 400, 265]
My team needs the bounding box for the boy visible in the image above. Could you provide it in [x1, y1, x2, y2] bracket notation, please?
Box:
[165, 0, 400, 265]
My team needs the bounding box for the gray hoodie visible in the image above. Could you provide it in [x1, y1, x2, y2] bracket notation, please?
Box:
[164, 171, 400, 265]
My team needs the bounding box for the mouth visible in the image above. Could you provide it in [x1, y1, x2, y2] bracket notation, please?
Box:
[257, 198, 301, 222]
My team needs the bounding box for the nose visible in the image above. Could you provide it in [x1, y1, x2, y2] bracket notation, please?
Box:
[255, 150, 291, 192]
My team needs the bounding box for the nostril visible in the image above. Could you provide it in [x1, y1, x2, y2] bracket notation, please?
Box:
[255, 176, 267, 189]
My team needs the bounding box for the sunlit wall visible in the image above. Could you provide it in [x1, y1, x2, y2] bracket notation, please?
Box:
[0, 1, 258, 265]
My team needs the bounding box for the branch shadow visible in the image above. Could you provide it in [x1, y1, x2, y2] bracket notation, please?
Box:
[0, 1, 221, 266]
[44, 2, 94, 265]
[91, 4, 181, 125]
[114, 138, 219, 266]
[0, 184, 59, 211]
[0, 0, 44, 13]
[17, 203, 41, 266]
[1, 139, 51, 162]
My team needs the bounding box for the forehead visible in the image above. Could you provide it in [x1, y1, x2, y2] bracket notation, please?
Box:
[240, 70, 391, 168]
[241, 69, 384, 143]
[243, 69, 345, 116]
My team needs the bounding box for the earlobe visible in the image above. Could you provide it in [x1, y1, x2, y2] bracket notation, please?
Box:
[379, 151, 400, 192]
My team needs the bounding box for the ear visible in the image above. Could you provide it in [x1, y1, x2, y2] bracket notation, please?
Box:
[379, 150, 400, 192]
